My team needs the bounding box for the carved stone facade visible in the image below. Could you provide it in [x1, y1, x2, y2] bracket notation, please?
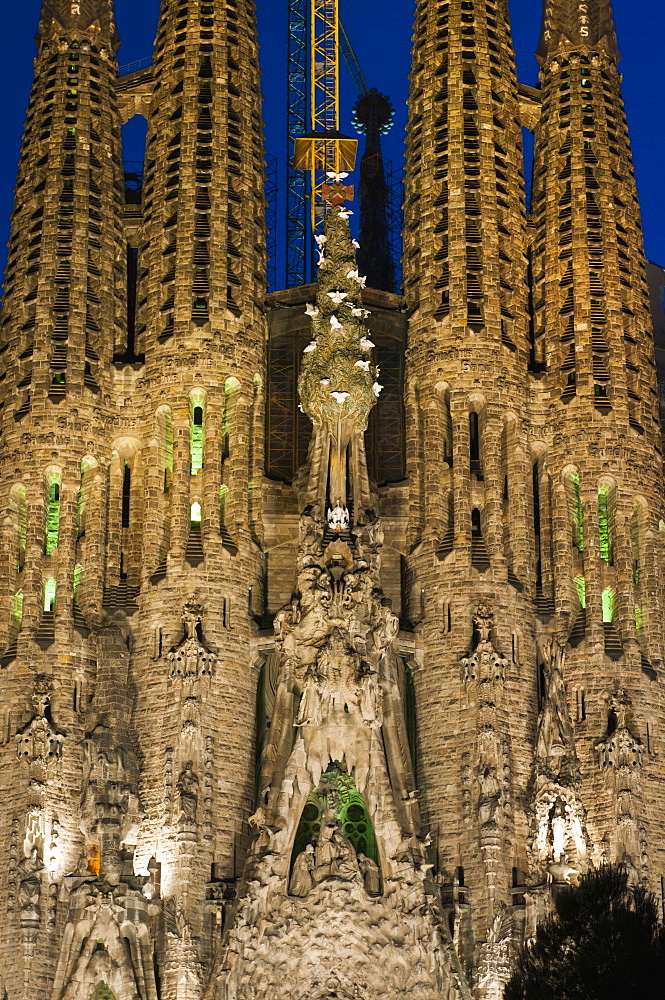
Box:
[0, 2, 663, 1000]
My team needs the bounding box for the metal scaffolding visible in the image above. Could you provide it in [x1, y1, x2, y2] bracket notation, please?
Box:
[286, 0, 309, 287]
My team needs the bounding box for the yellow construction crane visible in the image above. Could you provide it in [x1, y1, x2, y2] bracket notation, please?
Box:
[294, 0, 358, 237]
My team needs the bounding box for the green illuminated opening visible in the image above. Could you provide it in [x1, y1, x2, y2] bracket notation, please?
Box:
[190, 403, 204, 474]
[13, 590, 23, 625]
[635, 606, 644, 632]
[571, 473, 583, 551]
[598, 487, 611, 564]
[43, 578, 56, 612]
[46, 482, 61, 554]
[574, 575, 586, 609]
[291, 763, 378, 868]
[190, 502, 202, 525]
[601, 588, 615, 622]
[220, 484, 228, 523]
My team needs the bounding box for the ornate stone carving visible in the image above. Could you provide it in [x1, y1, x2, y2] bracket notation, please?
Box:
[16, 677, 64, 768]
[51, 880, 158, 1000]
[167, 599, 217, 703]
[529, 632, 589, 884]
[17, 846, 44, 928]
[176, 761, 199, 826]
[461, 606, 508, 694]
[596, 689, 645, 867]
[80, 723, 142, 881]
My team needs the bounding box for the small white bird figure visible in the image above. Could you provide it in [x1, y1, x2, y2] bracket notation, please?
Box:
[372, 382, 383, 397]
[330, 316, 343, 330]
[355, 360, 371, 371]
[298, 404, 304, 413]
[347, 269, 359, 281]
[375, 366, 381, 377]
[316, 251, 327, 266]
[320, 379, 330, 386]
[339, 209, 354, 220]
[331, 391, 350, 404]
[303, 341, 317, 353]
[305, 303, 319, 317]
[326, 171, 349, 182]
[327, 291, 348, 306]
[356, 274, 367, 289]
[352, 239, 360, 249]
[360, 337, 375, 351]
[314, 234, 328, 246]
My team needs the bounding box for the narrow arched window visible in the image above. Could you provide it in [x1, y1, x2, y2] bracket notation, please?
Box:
[45, 482, 61, 554]
[191, 403, 205, 474]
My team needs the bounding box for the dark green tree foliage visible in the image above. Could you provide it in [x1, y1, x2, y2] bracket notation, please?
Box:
[505, 866, 665, 1000]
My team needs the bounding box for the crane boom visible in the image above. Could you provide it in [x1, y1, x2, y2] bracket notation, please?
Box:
[339, 18, 368, 97]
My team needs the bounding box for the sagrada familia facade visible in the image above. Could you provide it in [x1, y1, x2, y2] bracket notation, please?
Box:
[0, 0, 663, 997]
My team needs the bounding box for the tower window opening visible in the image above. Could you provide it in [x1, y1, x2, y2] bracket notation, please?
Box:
[598, 486, 613, 564]
[469, 412, 482, 479]
[43, 578, 56, 612]
[45, 481, 61, 554]
[191, 501, 202, 525]
[471, 509, 482, 536]
[191, 403, 205, 473]
[122, 464, 131, 529]
[13, 590, 23, 625]
[601, 588, 615, 622]
[574, 576, 586, 609]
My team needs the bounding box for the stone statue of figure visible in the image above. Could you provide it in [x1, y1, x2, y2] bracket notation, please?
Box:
[18, 846, 44, 917]
[549, 796, 567, 862]
[478, 765, 501, 829]
[358, 853, 381, 895]
[177, 761, 199, 822]
[289, 844, 315, 897]
[330, 828, 361, 882]
[314, 812, 339, 882]
[295, 670, 323, 727]
[536, 636, 575, 763]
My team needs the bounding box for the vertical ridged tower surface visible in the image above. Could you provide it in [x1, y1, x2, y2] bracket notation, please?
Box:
[0, 1, 126, 996]
[129, 0, 267, 949]
[404, 0, 536, 963]
[531, 0, 665, 897]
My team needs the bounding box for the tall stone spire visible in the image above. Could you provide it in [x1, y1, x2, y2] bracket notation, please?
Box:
[404, 0, 533, 969]
[538, 0, 619, 64]
[530, 0, 662, 885]
[0, 0, 129, 996]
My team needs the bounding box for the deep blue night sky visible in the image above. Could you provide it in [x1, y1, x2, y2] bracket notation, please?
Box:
[0, 1, 663, 288]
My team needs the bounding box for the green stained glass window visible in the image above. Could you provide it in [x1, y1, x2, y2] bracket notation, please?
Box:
[13, 590, 23, 624]
[635, 606, 644, 632]
[291, 764, 378, 869]
[601, 588, 615, 622]
[190, 404, 204, 474]
[46, 482, 60, 554]
[598, 487, 611, 564]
